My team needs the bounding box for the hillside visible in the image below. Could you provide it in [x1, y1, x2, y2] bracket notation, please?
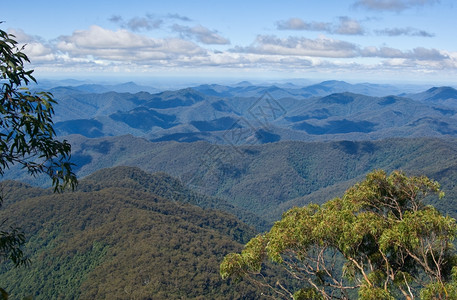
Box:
[6, 135, 457, 224]
[0, 167, 270, 299]
[407, 86, 457, 108]
[81, 166, 269, 231]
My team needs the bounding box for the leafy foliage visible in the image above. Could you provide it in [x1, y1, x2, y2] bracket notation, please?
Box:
[0, 25, 77, 298]
[221, 170, 457, 299]
[0, 26, 76, 193]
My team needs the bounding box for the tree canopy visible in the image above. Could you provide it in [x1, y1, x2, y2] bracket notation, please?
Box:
[220, 170, 457, 299]
[0, 24, 76, 298]
[0, 26, 76, 194]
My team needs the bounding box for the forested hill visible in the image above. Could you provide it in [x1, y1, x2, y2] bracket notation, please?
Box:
[6, 135, 457, 225]
[69, 135, 457, 220]
[80, 166, 269, 230]
[0, 166, 270, 299]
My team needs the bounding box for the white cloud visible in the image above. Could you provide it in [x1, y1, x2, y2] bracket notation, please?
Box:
[411, 47, 448, 60]
[166, 13, 192, 22]
[232, 35, 359, 58]
[6, 26, 456, 80]
[108, 14, 229, 45]
[335, 17, 365, 35]
[361, 46, 404, 58]
[232, 34, 449, 63]
[56, 25, 207, 61]
[361, 46, 448, 60]
[7, 28, 56, 62]
[23, 43, 56, 62]
[126, 16, 163, 31]
[277, 18, 332, 31]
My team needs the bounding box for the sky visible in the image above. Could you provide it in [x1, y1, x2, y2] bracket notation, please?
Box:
[2, 0, 457, 84]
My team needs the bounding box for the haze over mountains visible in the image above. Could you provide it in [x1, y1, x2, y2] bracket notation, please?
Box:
[16, 78, 457, 226]
[13, 79, 457, 223]
[47, 80, 457, 144]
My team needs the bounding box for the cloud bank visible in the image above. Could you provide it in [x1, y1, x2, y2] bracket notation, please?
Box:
[9, 19, 456, 79]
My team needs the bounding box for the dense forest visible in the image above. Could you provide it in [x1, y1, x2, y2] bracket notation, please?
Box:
[0, 167, 270, 299]
[9, 135, 457, 223]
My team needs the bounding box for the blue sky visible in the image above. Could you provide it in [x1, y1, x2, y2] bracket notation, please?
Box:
[2, 0, 456, 84]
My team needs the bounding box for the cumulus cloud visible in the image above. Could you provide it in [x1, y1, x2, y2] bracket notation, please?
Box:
[108, 14, 228, 45]
[172, 24, 230, 45]
[335, 17, 365, 35]
[232, 34, 449, 63]
[277, 17, 364, 35]
[361, 46, 448, 60]
[127, 16, 163, 31]
[7, 26, 456, 78]
[375, 27, 435, 37]
[232, 35, 359, 58]
[56, 25, 207, 62]
[360, 46, 404, 58]
[410, 47, 448, 60]
[353, 0, 439, 11]
[181, 52, 317, 69]
[7, 28, 56, 62]
[109, 13, 193, 32]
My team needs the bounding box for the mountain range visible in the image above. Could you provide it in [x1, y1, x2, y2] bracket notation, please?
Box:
[3, 79, 457, 298]
[48, 81, 457, 143]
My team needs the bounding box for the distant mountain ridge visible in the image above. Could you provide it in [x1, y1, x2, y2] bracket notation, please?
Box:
[407, 86, 457, 108]
[35, 80, 160, 94]
[50, 82, 457, 143]
[191, 80, 417, 98]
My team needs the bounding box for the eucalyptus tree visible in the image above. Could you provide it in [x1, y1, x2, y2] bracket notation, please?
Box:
[221, 170, 457, 299]
[0, 25, 76, 296]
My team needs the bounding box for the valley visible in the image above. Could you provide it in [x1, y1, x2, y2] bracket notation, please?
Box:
[3, 79, 457, 299]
